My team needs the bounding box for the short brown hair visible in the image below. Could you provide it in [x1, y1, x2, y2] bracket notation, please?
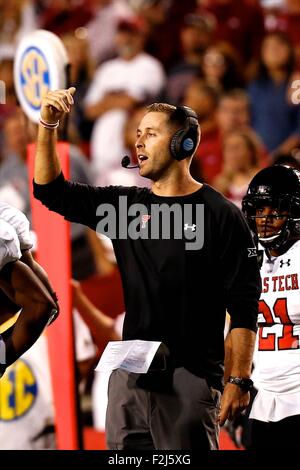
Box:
[146, 102, 176, 117]
[146, 102, 190, 131]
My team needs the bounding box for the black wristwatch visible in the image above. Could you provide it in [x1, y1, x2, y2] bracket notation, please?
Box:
[228, 376, 253, 392]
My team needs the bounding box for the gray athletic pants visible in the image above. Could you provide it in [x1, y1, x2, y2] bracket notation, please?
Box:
[105, 367, 221, 450]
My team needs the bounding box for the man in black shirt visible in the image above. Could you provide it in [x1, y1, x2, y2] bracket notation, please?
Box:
[33, 87, 261, 450]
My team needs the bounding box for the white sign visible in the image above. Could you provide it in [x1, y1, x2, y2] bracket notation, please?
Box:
[14, 29, 69, 123]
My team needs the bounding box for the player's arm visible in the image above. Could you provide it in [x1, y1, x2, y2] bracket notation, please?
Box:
[0, 203, 59, 319]
[34, 87, 76, 184]
[71, 279, 120, 346]
[0, 260, 57, 371]
[21, 250, 59, 315]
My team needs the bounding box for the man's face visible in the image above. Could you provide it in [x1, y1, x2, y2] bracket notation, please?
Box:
[135, 112, 176, 180]
[262, 35, 291, 71]
[180, 25, 211, 55]
[184, 83, 216, 121]
[115, 30, 144, 59]
[217, 97, 249, 134]
[255, 205, 288, 239]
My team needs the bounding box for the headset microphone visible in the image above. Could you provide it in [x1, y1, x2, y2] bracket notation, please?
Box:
[121, 155, 139, 169]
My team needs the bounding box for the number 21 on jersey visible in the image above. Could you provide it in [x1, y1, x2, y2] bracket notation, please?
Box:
[258, 298, 299, 351]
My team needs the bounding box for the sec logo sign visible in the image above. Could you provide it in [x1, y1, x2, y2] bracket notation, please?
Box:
[19, 47, 50, 111]
[0, 359, 38, 421]
[14, 29, 69, 123]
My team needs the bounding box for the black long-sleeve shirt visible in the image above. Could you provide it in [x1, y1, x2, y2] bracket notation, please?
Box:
[33, 174, 261, 389]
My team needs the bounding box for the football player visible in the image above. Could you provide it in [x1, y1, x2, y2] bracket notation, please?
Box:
[241, 164, 300, 448]
[0, 218, 57, 379]
[0, 202, 59, 312]
[0, 205, 95, 448]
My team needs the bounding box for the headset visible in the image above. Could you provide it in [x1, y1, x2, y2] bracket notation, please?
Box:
[122, 105, 200, 169]
[169, 105, 200, 161]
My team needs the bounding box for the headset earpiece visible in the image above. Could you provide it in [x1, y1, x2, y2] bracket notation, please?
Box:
[170, 106, 200, 161]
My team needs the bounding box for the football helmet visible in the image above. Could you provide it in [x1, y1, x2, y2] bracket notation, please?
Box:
[242, 165, 300, 250]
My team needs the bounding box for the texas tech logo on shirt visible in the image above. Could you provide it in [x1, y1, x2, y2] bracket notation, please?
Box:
[262, 273, 299, 293]
[141, 214, 151, 229]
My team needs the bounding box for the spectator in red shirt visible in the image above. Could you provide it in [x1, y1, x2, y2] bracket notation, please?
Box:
[183, 79, 221, 183]
[186, 87, 267, 184]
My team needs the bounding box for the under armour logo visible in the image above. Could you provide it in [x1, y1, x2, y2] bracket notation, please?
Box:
[141, 214, 151, 229]
[247, 248, 257, 257]
[184, 223, 196, 232]
[280, 259, 291, 268]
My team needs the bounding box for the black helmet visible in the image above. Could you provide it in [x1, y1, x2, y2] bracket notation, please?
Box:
[242, 165, 300, 250]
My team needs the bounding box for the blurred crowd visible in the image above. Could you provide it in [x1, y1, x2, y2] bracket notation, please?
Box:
[1, 0, 300, 448]
[1, 1, 300, 217]
[0, 0, 300, 219]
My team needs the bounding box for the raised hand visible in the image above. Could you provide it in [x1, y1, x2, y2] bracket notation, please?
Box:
[40, 87, 76, 125]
